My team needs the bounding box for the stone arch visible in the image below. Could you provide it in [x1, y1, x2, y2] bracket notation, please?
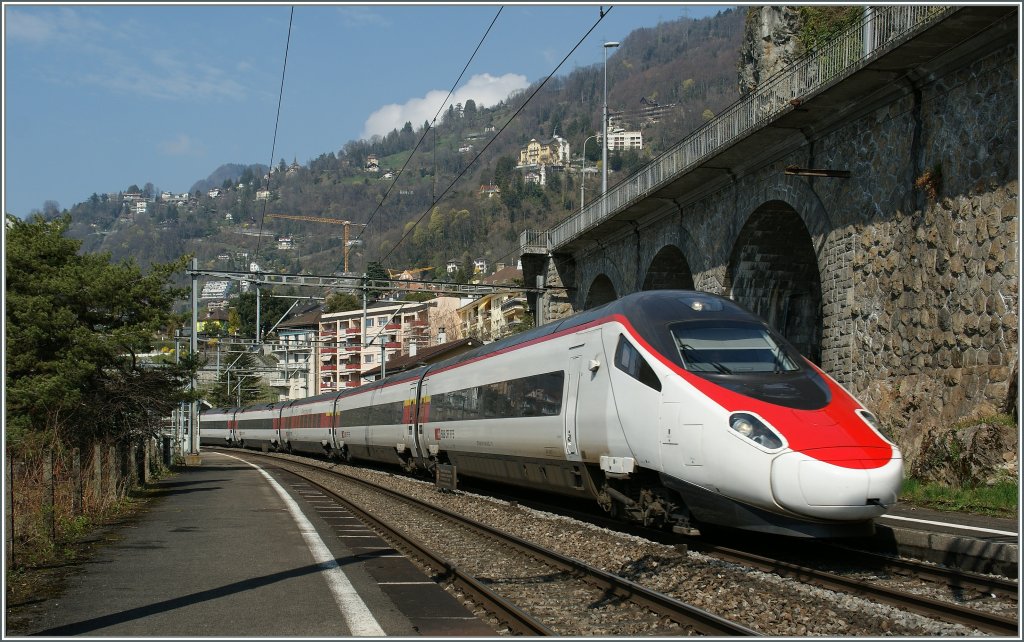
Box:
[583, 274, 618, 309]
[724, 200, 823, 364]
[641, 244, 695, 291]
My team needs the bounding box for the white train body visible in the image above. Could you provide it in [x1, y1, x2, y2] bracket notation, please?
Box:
[202, 291, 902, 537]
[198, 407, 237, 447]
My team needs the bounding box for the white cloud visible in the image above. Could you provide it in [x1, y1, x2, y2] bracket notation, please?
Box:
[5, 7, 105, 45]
[159, 134, 205, 157]
[361, 72, 529, 140]
[336, 6, 390, 29]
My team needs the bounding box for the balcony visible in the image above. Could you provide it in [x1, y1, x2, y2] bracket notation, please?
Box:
[321, 347, 337, 354]
[384, 341, 401, 349]
[345, 327, 361, 335]
[321, 364, 337, 372]
[345, 363, 361, 370]
[384, 323, 401, 331]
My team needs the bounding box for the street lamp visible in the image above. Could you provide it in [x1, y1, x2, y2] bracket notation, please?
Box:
[580, 134, 598, 209]
[602, 41, 620, 196]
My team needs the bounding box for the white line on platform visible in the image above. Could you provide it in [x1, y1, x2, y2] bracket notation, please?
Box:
[226, 453, 386, 636]
[881, 515, 1018, 537]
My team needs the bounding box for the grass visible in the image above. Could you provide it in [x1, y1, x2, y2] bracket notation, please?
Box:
[900, 478, 1018, 518]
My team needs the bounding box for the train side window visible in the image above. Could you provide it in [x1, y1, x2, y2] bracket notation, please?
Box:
[615, 335, 662, 391]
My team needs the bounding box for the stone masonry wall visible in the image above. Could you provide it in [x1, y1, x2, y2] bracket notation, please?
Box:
[541, 36, 1017, 467]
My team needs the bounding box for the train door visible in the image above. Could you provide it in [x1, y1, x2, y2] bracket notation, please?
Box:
[564, 352, 581, 457]
[329, 395, 342, 452]
[565, 328, 604, 461]
[404, 381, 419, 458]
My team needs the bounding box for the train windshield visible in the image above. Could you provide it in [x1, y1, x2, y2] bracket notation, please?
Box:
[671, 321, 799, 374]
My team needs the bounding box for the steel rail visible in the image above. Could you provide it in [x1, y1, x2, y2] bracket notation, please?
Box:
[823, 543, 1019, 600]
[689, 542, 1018, 636]
[248, 452, 759, 636]
[293, 470, 554, 636]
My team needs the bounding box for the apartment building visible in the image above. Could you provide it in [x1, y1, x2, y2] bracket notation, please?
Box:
[270, 307, 320, 400]
[316, 300, 428, 392]
[457, 264, 528, 343]
[601, 128, 643, 151]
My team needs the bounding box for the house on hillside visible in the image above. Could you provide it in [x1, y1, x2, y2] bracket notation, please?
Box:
[517, 135, 570, 168]
[478, 184, 501, 198]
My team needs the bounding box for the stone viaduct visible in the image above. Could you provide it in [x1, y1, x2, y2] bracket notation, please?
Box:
[519, 6, 1018, 464]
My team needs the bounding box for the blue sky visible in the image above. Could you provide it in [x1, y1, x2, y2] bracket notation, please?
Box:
[4, 2, 732, 218]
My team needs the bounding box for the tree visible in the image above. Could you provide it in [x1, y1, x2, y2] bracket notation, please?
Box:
[364, 260, 390, 300]
[233, 290, 294, 339]
[325, 292, 360, 313]
[203, 350, 274, 407]
[5, 214, 195, 451]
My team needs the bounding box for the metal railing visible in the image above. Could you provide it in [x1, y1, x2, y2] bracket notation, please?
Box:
[520, 5, 956, 254]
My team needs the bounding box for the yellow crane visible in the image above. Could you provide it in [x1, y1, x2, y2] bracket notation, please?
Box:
[265, 213, 366, 273]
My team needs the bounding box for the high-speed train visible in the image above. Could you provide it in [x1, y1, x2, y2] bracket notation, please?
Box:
[201, 290, 902, 538]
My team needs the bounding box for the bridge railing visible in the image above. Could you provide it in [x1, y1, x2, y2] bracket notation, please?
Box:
[520, 5, 956, 255]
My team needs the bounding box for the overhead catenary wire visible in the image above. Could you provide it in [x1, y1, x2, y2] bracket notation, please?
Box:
[253, 6, 295, 265]
[353, 7, 504, 251]
[378, 6, 613, 265]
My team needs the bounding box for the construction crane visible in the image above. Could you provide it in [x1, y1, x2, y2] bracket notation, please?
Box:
[265, 214, 366, 273]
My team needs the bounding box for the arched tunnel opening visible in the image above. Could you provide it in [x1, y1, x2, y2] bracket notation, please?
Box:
[725, 201, 823, 364]
[642, 245, 695, 291]
[584, 274, 617, 309]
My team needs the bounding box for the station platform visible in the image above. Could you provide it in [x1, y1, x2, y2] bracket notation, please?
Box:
[871, 503, 1019, 578]
[15, 451, 497, 637]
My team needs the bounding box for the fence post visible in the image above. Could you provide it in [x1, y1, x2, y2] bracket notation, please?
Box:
[72, 447, 83, 516]
[93, 444, 102, 510]
[140, 438, 149, 485]
[43, 449, 55, 545]
[6, 453, 14, 570]
[107, 445, 117, 501]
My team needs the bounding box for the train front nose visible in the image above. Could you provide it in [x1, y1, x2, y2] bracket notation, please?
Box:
[770, 447, 902, 520]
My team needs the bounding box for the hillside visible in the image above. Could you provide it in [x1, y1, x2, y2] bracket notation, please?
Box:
[62, 8, 746, 280]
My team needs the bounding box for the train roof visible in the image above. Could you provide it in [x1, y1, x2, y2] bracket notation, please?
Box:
[221, 291, 764, 409]
[398, 290, 759, 377]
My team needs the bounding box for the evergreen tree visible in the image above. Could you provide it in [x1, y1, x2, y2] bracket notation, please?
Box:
[5, 214, 196, 451]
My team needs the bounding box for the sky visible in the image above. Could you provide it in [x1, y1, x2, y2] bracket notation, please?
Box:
[3, 2, 733, 219]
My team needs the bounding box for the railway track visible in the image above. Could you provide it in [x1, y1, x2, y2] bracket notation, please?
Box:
[248, 452, 759, 636]
[686, 541, 1018, 637]
[487, 484, 1019, 636]
[436, 466, 1019, 635]
[224, 449, 1013, 635]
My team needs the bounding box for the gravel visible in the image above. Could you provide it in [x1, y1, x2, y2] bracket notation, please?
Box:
[271, 453, 996, 636]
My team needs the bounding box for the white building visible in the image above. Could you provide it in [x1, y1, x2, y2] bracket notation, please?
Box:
[601, 128, 643, 151]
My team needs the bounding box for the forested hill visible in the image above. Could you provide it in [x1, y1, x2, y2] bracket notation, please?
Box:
[62, 8, 746, 278]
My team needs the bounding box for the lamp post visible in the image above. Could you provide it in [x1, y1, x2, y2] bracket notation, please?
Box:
[580, 134, 598, 209]
[602, 41, 620, 196]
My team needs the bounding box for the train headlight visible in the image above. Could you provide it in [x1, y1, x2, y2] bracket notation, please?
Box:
[856, 409, 894, 442]
[729, 413, 783, 450]
[857, 410, 882, 431]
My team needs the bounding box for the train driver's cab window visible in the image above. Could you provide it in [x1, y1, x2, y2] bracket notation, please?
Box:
[614, 335, 662, 391]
